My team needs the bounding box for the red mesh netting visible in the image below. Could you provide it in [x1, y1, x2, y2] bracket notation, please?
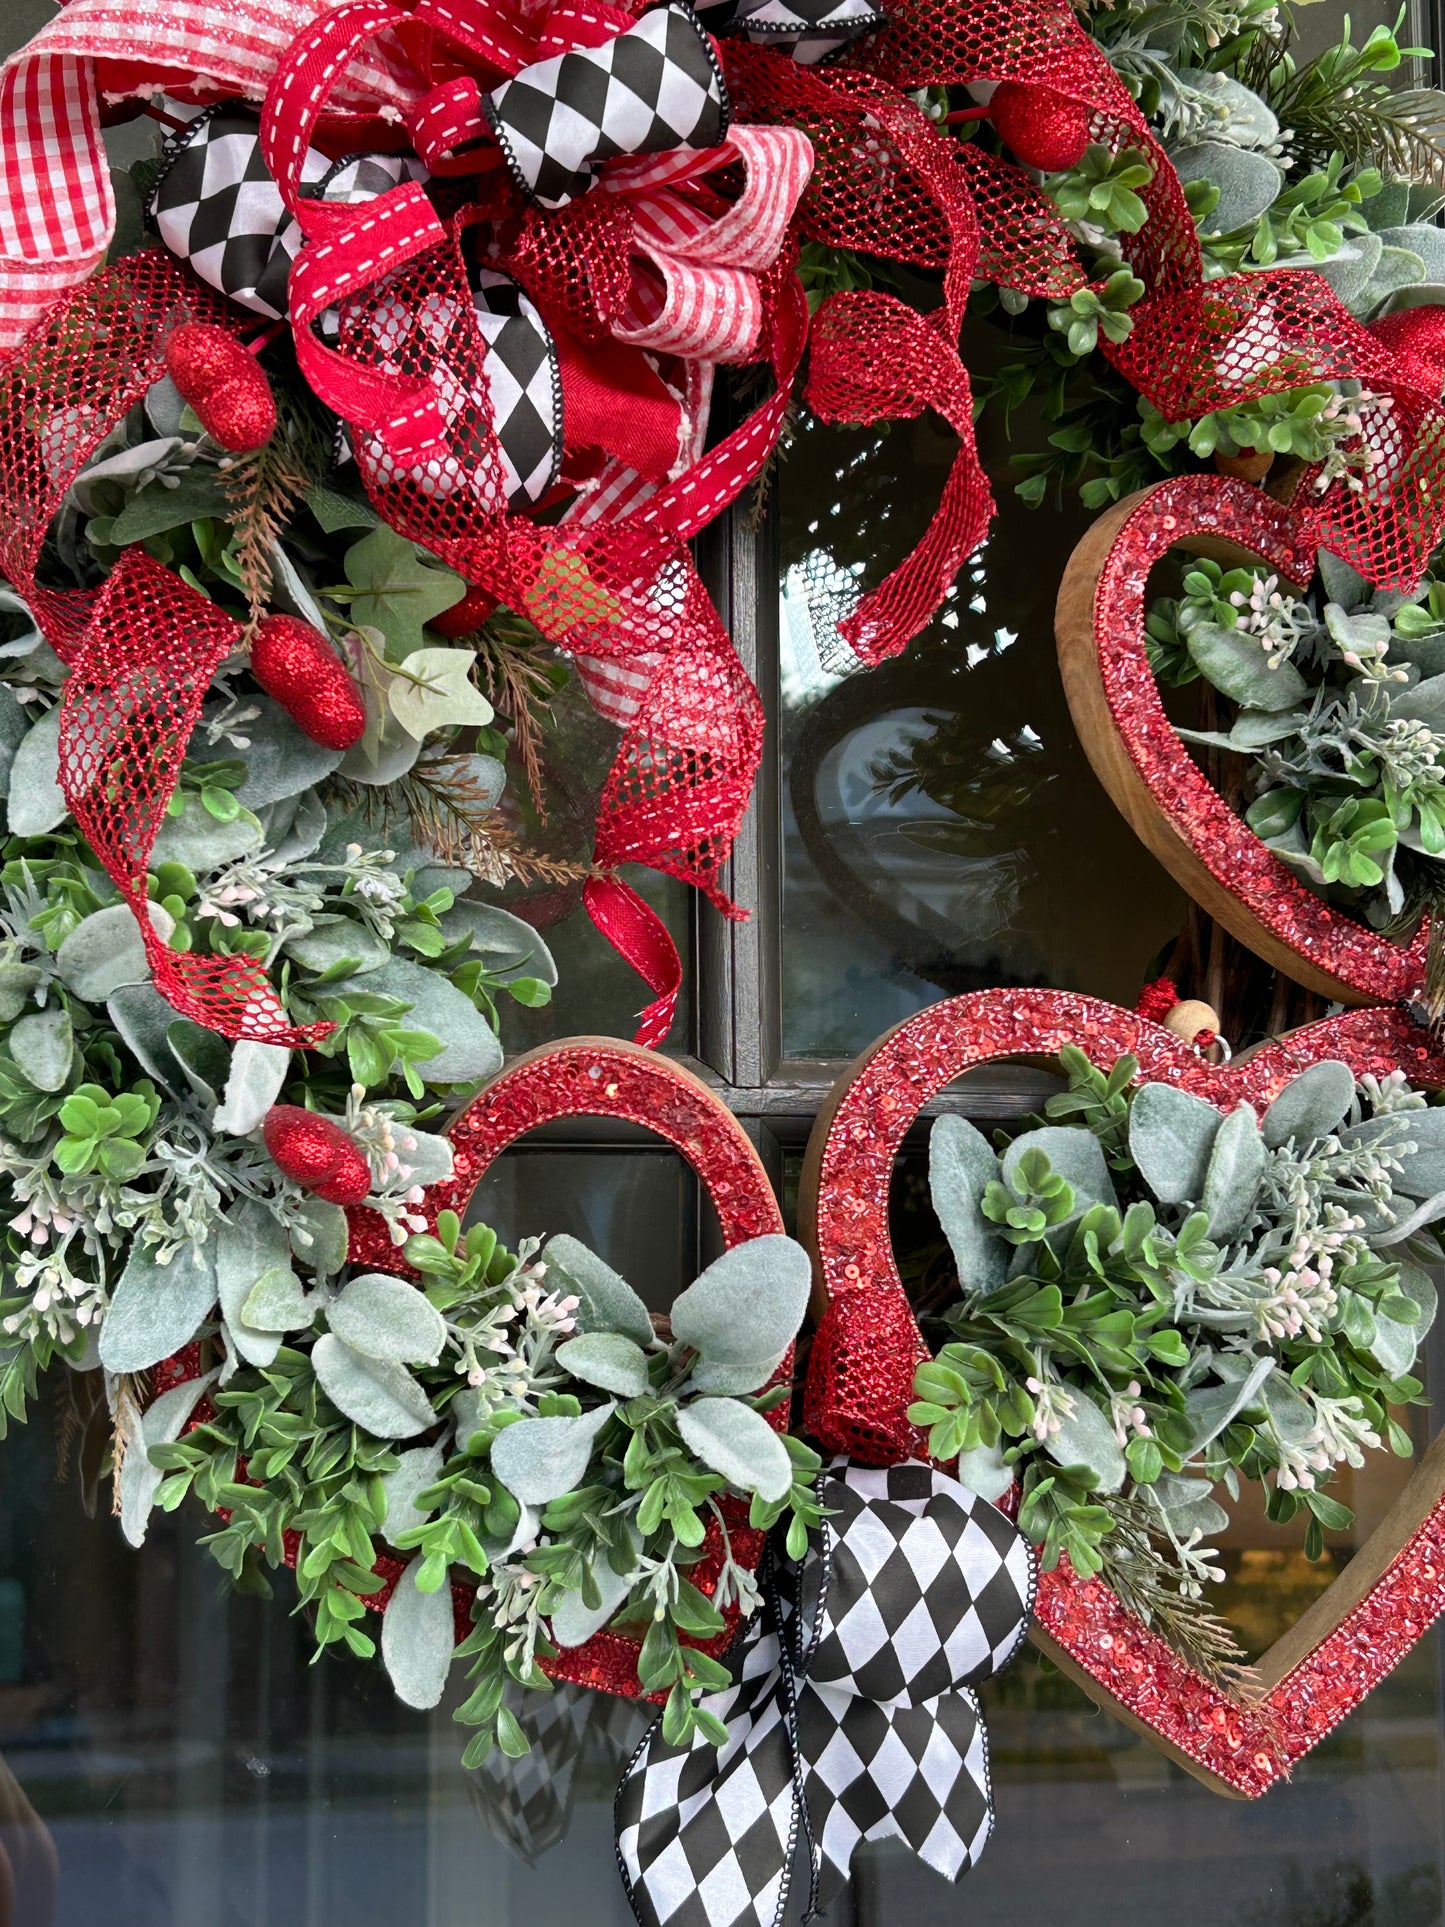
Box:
[0, 252, 228, 657]
[336, 222, 769, 912]
[62, 551, 331, 1046]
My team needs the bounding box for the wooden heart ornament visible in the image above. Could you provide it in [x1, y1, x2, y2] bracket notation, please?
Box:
[341, 1037, 788, 1700]
[799, 988, 1445, 1796]
[1055, 473, 1430, 1007]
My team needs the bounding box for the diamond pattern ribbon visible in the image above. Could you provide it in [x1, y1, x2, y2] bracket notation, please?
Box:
[616, 1461, 1036, 1927]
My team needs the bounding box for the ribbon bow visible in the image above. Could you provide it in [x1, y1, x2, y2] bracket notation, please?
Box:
[616, 1460, 1036, 1927]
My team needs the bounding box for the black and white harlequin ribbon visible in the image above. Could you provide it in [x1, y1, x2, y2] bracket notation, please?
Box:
[150, 107, 562, 508]
[726, 0, 885, 65]
[484, 3, 729, 210]
[616, 1461, 1037, 1927]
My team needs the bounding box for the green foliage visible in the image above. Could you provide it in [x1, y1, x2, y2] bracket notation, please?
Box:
[1046, 145, 1156, 233]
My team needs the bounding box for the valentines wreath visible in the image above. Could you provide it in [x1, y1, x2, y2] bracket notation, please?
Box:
[3, 0, 1445, 1919]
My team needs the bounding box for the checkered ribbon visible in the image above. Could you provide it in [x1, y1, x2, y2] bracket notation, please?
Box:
[616, 1461, 1036, 1927]
[728, 0, 885, 67]
[485, 3, 730, 210]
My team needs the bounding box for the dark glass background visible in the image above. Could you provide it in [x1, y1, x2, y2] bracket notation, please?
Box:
[3, 0, 1445, 1919]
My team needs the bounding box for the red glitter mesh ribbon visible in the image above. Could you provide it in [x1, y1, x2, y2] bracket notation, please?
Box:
[61, 552, 331, 1046]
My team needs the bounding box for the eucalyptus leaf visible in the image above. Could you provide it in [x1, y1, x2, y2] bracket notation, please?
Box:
[56, 900, 174, 1001]
[0, 682, 30, 801]
[555, 1331, 651, 1398]
[100, 1241, 218, 1373]
[1261, 1062, 1357, 1149]
[361, 959, 502, 1083]
[166, 1019, 230, 1106]
[1128, 1083, 1224, 1205]
[215, 1205, 297, 1367]
[1184, 1354, 1275, 1453]
[540, 1237, 655, 1349]
[151, 794, 263, 873]
[230, 699, 344, 809]
[1149, 1479, 1230, 1539]
[1185, 620, 1308, 711]
[7, 708, 66, 835]
[381, 1443, 446, 1540]
[953, 1442, 1013, 1503]
[241, 1265, 316, 1333]
[929, 1114, 1007, 1293]
[675, 1397, 792, 1501]
[669, 1235, 811, 1367]
[381, 1555, 457, 1710]
[489, 1403, 615, 1504]
[549, 1548, 641, 1649]
[688, 1350, 788, 1395]
[1261, 1368, 1318, 1446]
[0, 964, 41, 1024]
[1377, 224, 1445, 281]
[119, 1369, 220, 1548]
[1047, 1391, 1126, 1493]
[212, 1040, 290, 1136]
[106, 984, 186, 1093]
[311, 1333, 436, 1439]
[8, 1007, 72, 1092]
[437, 899, 557, 985]
[327, 1273, 447, 1366]
[283, 917, 390, 976]
[288, 1196, 350, 1276]
[1367, 1294, 1422, 1375]
[1169, 140, 1282, 234]
[1202, 1103, 1265, 1241]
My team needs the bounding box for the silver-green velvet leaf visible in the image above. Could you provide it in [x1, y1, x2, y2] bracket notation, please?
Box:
[543, 1235, 655, 1348]
[381, 1555, 457, 1710]
[311, 1333, 435, 1439]
[288, 1196, 350, 1277]
[119, 1369, 220, 1548]
[100, 1240, 218, 1373]
[953, 1442, 1013, 1503]
[360, 958, 502, 1083]
[7, 708, 65, 834]
[1169, 140, 1282, 233]
[241, 1265, 316, 1332]
[437, 899, 558, 986]
[549, 1532, 643, 1649]
[282, 917, 390, 976]
[1261, 1061, 1357, 1148]
[1260, 1369, 1317, 1446]
[326, 1273, 447, 1366]
[1046, 1391, 1126, 1493]
[674, 1397, 792, 1501]
[1128, 1082, 1224, 1204]
[1340, 1107, 1445, 1197]
[1202, 1103, 1265, 1240]
[1388, 671, 1445, 732]
[56, 900, 174, 1001]
[380, 1443, 446, 1540]
[669, 1235, 811, 1367]
[1184, 1355, 1274, 1453]
[688, 1350, 788, 1395]
[212, 1039, 290, 1136]
[150, 793, 264, 873]
[215, 1205, 296, 1367]
[232, 699, 345, 808]
[489, 1403, 615, 1504]
[928, 1114, 1007, 1293]
[556, 1331, 651, 1398]
[1000, 1126, 1116, 1225]
[1185, 620, 1308, 710]
[8, 1007, 72, 1091]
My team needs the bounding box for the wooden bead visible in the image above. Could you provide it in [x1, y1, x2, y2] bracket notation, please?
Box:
[1162, 999, 1220, 1045]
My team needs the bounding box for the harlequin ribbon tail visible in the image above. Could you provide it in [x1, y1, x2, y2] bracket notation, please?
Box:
[615, 1461, 1037, 1927]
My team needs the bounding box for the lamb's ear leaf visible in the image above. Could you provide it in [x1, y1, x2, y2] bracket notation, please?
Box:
[1128, 1083, 1224, 1205]
[929, 1115, 1007, 1293]
[1261, 1061, 1356, 1149]
[382, 1555, 457, 1709]
[669, 1236, 811, 1366]
[542, 1236, 654, 1348]
[1202, 1104, 1265, 1241]
[488, 1404, 615, 1504]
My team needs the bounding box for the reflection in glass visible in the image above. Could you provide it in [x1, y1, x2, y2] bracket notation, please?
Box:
[777, 337, 1189, 1060]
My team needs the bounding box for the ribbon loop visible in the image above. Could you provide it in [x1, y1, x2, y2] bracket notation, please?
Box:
[617, 1461, 1036, 1927]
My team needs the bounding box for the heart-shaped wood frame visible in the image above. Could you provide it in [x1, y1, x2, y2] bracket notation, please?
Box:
[798, 988, 1445, 1796]
[1055, 473, 1430, 1006]
[347, 1036, 787, 1701]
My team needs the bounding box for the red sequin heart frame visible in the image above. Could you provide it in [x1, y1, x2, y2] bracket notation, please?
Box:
[799, 988, 1445, 1796]
[349, 1036, 786, 1701]
[1055, 474, 1430, 1007]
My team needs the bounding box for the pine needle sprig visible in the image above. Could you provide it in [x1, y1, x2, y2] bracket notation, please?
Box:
[330, 757, 589, 889]
[471, 614, 566, 820]
[221, 383, 332, 630]
[1094, 1493, 1260, 1693]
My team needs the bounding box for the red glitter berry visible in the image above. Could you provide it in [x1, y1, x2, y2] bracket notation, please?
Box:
[250, 615, 366, 751]
[989, 80, 1093, 172]
[427, 585, 495, 638]
[262, 1105, 372, 1205]
[1369, 306, 1445, 398]
[163, 322, 276, 453]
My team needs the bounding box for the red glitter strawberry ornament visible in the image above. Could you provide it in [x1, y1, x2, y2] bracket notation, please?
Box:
[250, 615, 367, 751]
[262, 1105, 372, 1205]
[163, 322, 277, 454]
[988, 80, 1093, 172]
